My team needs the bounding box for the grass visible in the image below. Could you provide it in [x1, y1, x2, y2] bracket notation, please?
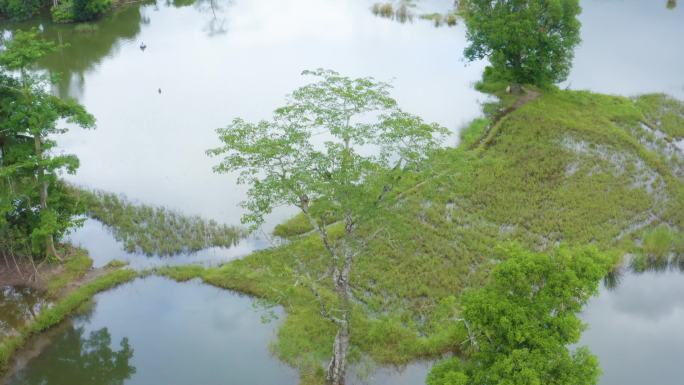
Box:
[71, 188, 247, 256]
[45, 249, 93, 297]
[0, 262, 137, 375]
[155, 90, 683, 384]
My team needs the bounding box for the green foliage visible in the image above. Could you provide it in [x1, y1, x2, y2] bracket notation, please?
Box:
[0, 29, 94, 261]
[209, 68, 446, 230]
[51, 1, 75, 23]
[0, 0, 46, 21]
[462, 0, 582, 86]
[73, 188, 246, 256]
[73, 0, 111, 21]
[50, 0, 112, 23]
[46, 250, 93, 296]
[427, 246, 609, 385]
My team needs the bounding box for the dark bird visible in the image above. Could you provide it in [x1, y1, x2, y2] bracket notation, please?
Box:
[140, 42, 147, 51]
[158, 88, 162, 94]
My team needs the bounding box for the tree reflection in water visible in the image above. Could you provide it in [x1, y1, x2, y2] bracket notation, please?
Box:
[9, 326, 135, 385]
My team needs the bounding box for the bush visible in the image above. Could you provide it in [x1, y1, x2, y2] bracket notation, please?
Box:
[73, 0, 111, 21]
[0, 0, 46, 21]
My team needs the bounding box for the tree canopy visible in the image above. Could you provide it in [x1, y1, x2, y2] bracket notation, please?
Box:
[209, 68, 446, 385]
[427, 245, 609, 385]
[462, 0, 582, 87]
[0, 29, 94, 260]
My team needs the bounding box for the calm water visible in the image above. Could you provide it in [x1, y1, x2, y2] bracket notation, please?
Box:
[0, 287, 49, 340]
[580, 271, 684, 385]
[3, 277, 299, 385]
[1, 0, 683, 384]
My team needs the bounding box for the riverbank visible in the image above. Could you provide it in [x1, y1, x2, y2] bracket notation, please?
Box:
[160, 88, 683, 384]
[0, 252, 137, 376]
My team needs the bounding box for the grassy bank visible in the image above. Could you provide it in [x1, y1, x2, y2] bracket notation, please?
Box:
[0, 255, 137, 375]
[156, 90, 684, 384]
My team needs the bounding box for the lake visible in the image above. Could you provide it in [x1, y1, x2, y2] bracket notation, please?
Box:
[1, 0, 683, 384]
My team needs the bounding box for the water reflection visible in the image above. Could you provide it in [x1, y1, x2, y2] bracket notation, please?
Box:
[581, 270, 684, 385]
[4, 5, 148, 99]
[5, 277, 298, 385]
[567, 0, 684, 99]
[68, 218, 266, 269]
[0, 287, 49, 338]
[7, 326, 136, 385]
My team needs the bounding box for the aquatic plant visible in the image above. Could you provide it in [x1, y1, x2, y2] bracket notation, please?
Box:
[72, 188, 247, 256]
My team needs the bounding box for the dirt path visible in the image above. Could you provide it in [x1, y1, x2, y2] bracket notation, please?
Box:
[471, 88, 542, 151]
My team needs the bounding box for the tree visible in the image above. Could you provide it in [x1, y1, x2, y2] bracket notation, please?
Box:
[72, 0, 111, 22]
[209, 69, 446, 385]
[427, 246, 609, 385]
[0, 29, 94, 261]
[462, 0, 582, 87]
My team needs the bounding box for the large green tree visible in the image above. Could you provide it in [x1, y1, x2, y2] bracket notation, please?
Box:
[209, 69, 446, 385]
[0, 30, 94, 262]
[462, 0, 582, 87]
[427, 246, 609, 385]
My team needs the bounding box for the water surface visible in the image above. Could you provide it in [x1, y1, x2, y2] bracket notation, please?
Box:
[580, 270, 684, 385]
[4, 276, 298, 385]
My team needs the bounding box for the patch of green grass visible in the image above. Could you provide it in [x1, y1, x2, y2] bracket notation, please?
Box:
[0, 267, 137, 374]
[154, 264, 206, 282]
[71, 188, 247, 256]
[634, 94, 684, 139]
[46, 250, 93, 297]
[273, 214, 313, 238]
[104, 259, 128, 269]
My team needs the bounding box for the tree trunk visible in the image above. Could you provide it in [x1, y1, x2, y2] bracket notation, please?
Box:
[34, 135, 59, 261]
[326, 226, 354, 385]
[326, 320, 350, 385]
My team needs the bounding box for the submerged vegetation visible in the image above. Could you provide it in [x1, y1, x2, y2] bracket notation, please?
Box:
[73, 188, 246, 256]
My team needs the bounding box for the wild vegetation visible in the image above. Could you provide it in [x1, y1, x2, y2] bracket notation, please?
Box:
[208, 68, 447, 385]
[0, 0, 134, 23]
[73, 188, 246, 256]
[0, 29, 94, 266]
[426, 246, 609, 385]
[161, 87, 684, 384]
[462, 0, 582, 87]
